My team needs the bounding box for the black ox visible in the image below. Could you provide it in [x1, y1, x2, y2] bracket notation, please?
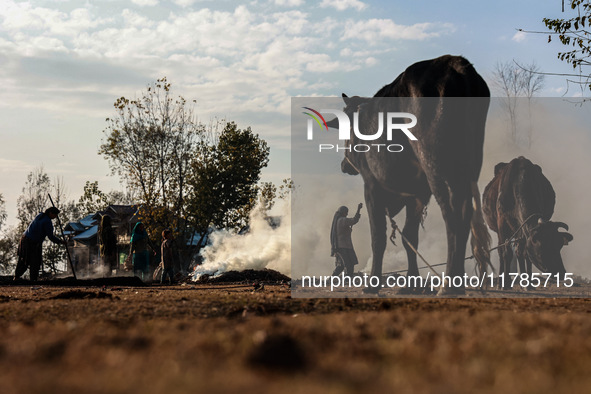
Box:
[331, 55, 491, 294]
[482, 156, 573, 288]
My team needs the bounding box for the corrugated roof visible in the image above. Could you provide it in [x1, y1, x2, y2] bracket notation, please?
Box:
[79, 214, 97, 228]
[73, 225, 98, 241]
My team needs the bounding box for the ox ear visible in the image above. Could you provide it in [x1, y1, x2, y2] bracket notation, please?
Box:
[494, 162, 508, 176]
[561, 232, 573, 245]
[530, 225, 543, 244]
[342, 93, 351, 106]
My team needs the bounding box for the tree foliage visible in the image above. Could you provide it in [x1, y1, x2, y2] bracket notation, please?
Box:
[77, 181, 109, 216]
[0, 194, 12, 273]
[77, 181, 135, 216]
[258, 178, 294, 214]
[277, 178, 295, 200]
[99, 77, 205, 239]
[16, 166, 51, 233]
[99, 77, 271, 262]
[187, 121, 270, 239]
[258, 182, 277, 213]
[0, 193, 6, 233]
[0, 226, 19, 274]
[544, 0, 591, 90]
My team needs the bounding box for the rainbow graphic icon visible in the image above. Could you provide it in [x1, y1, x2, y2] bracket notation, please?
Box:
[302, 107, 328, 131]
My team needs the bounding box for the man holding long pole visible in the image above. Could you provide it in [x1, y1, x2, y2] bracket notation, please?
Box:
[14, 207, 67, 281]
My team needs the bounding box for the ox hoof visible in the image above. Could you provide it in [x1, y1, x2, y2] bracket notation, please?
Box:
[437, 286, 466, 297]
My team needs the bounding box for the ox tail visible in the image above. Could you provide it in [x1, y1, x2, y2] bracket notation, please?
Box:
[470, 181, 493, 277]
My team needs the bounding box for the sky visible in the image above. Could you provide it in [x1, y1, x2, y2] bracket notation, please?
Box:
[0, 0, 585, 228]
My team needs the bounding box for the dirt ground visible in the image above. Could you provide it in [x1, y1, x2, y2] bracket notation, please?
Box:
[1, 279, 591, 394]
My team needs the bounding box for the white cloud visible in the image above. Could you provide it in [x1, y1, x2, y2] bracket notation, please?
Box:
[29, 36, 68, 53]
[512, 30, 527, 42]
[273, 0, 305, 6]
[342, 19, 455, 42]
[173, 0, 197, 7]
[0, 3, 110, 39]
[548, 86, 566, 95]
[172, 0, 215, 5]
[131, 0, 159, 6]
[320, 0, 367, 11]
[0, 1, 47, 31]
[0, 1, 456, 118]
[365, 56, 377, 66]
[121, 9, 155, 28]
[0, 158, 34, 173]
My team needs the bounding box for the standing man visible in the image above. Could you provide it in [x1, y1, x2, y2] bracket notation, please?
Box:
[129, 222, 157, 282]
[14, 207, 66, 281]
[98, 215, 118, 277]
[159, 229, 176, 285]
[330, 203, 363, 277]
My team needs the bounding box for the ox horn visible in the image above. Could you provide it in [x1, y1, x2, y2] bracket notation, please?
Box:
[554, 221, 569, 231]
[326, 116, 339, 129]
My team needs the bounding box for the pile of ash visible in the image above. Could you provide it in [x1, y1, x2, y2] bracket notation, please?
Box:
[195, 268, 290, 284]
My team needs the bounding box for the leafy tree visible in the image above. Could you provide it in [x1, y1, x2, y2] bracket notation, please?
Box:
[258, 182, 277, 213]
[0, 193, 6, 233]
[187, 121, 270, 244]
[0, 194, 12, 273]
[0, 226, 19, 274]
[99, 78, 204, 240]
[277, 178, 295, 200]
[258, 178, 294, 214]
[77, 181, 109, 216]
[106, 189, 135, 206]
[77, 181, 134, 216]
[544, 0, 591, 91]
[16, 166, 51, 233]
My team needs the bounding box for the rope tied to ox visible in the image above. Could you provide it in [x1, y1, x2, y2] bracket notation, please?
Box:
[383, 211, 542, 276]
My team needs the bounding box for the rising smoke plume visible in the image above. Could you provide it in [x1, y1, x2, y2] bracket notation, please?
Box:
[194, 199, 291, 279]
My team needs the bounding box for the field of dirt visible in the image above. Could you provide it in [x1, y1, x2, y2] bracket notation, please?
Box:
[1, 277, 591, 394]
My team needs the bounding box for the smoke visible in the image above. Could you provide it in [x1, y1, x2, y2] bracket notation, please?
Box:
[291, 98, 591, 280]
[193, 199, 291, 279]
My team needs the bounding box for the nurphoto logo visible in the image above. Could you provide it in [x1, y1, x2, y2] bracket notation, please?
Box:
[302, 106, 418, 153]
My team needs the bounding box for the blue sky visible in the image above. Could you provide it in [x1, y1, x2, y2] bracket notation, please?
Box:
[0, 0, 583, 225]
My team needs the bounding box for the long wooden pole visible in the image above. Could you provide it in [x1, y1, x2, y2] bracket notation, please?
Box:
[48, 194, 77, 280]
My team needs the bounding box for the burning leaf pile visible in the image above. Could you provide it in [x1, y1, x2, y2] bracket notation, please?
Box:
[194, 268, 290, 284]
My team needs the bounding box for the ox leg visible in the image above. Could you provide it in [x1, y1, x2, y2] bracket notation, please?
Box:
[498, 241, 514, 290]
[402, 199, 423, 278]
[496, 219, 514, 290]
[436, 184, 472, 295]
[364, 183, 387, 293]
[396, 199, 426, 294]
[516, 242, 534, 291]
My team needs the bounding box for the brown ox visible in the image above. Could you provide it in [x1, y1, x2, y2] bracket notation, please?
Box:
[483, 156, 573, 289]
